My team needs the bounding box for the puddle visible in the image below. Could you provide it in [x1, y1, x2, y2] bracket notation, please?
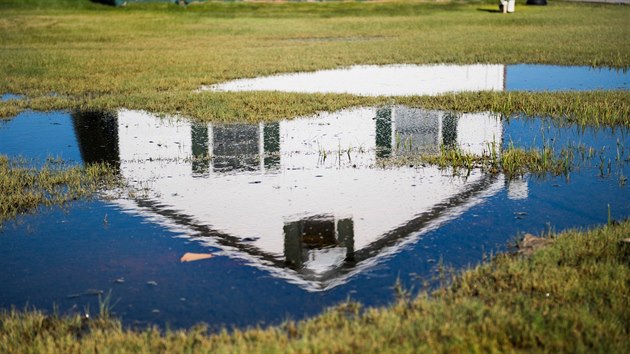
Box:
[0, 108, 628, 330]
[506, 64, 629, 91]
[201, 64, 629, 96]
[1, 93, 25, 102]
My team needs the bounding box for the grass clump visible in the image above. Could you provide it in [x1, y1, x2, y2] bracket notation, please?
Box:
[382, 142, 577, 178]
[499, 145, 574, 177]
[0, 155, 120, 225]
[1, 220, 628, 352]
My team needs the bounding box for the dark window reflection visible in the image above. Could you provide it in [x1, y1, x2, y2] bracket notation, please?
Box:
[395, 107, 440, 155]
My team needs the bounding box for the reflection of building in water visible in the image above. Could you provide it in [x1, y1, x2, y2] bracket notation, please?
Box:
[376, 106, 501, 158]
[507, 175, 529, 200]
[71, 110, 120, 169]
[212, 124, 260, 172]
[284, 215, 355, 276]
[188, 121, 282, 175]
[74, 108, 505, 291]
[204, 64, 506, 96]
[191, 122, 210, 176]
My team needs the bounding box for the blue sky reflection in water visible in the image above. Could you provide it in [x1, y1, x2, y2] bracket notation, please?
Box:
[0, 108, 628, 331]
[506, 65, 629, 91]
[1, 93, 25, 102]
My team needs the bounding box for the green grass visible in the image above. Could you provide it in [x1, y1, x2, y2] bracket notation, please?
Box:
[387, 142, 578, 178]
[2, 90, 629, 127]
[1, 219, 628, 353]
[0, 1, 629, 124]
[401, 91, 630, 128]
[0, 155, 120, 225]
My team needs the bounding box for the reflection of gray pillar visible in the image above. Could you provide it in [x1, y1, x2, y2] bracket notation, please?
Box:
[284, 221, 304, 268]
[442, 112, 459, 149]
[71, 110, 120, 168]
[191, 122, 209, 176]
[337, 218, 355, 262]
[375, 107, 392, 159]
[263, 122, 280, 169]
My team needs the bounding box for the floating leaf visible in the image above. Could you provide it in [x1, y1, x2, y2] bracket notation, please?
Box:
[180, 252, 214, 263]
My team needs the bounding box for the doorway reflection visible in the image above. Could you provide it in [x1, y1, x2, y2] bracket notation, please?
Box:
[284, 215, 355, 274]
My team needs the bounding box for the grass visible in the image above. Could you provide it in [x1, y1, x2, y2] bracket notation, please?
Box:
[0, 1, 629, 125]
[396, 142, 578, 178]
[2, 90, 629, 127]
[1, 219, 628, 353]
[499, 144, 573, 176]
[0, 155, 120, 225]
[400, 91, 630, 128]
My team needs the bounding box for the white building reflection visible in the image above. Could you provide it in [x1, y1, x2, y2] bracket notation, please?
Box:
[74, 107, 512, 291]
[201, 64, 506, 96]
[507, 175, 529, 200]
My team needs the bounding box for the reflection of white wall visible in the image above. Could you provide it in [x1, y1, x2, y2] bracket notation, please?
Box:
[391, 107, 502, 156]
[280, 108, 377, 169]
[304, 247, 348, 275]
[204, 64, 506, 97]
[457, 112, 503, 155]
[118, 110, 193, 182]
[114, 108, 504, 285]
[507, 175, 529, 200]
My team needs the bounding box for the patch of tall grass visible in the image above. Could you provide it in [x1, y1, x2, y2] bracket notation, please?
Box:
[401, 91, 630, 128]
[0, 155, 120, 225]
[2, 91, 628, 128]
[381, 142, 578, 178]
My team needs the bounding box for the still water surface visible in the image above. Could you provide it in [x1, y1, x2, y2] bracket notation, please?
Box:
[202, 64, 630, 96]
[0, 108, 628, 330]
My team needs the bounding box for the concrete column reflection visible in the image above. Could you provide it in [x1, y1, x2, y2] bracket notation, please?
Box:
[507, 175, 529, 200]
[191, 122, 210, 176]
[263, 122, 280, 170]
[442, 112, 459, 149]
[375, 107, 392, 159]
[71, 110, 120, 168]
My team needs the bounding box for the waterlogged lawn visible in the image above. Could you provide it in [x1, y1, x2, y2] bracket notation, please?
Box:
[0, 1, 629, 351]
[0, 155, 120, 225]
[0, 1, 629, 120]
[1, 220, 628, 353]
